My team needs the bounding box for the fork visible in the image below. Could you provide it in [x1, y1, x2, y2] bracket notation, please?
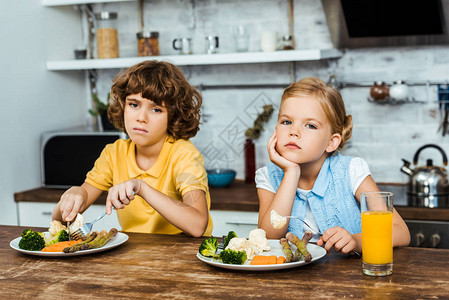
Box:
[70, 211, 108, 240]
[215, 235, 226, 254]
[286, 215, 361, 257]
[285, 216, 322, 235]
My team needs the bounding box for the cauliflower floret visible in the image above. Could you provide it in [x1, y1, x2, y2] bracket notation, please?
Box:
[48, 220, 67, 236]
[225, 237, 255, 259]
[69, 213, 84, 233]
[248, 228, 270, 253]
[270, 210, 287, 229]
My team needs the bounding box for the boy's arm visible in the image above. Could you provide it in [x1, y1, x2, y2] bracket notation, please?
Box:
[52, 182, 103, 223]
[133, 182, 209, 237]
[105, 179, 209, 237]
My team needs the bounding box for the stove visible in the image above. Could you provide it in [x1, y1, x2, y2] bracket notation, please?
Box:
[377, 183, 449, 249]
[405, 220, 449, 249]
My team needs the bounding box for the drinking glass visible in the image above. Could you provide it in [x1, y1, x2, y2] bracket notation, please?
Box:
[233, 25, 249, 52]
[361, 191, 393, 276]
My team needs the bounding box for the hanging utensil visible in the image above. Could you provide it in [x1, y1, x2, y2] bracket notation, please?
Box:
[438, 83, 449, 136]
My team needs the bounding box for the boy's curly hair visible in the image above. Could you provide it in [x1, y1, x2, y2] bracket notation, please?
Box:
[108, 60, 202, 140]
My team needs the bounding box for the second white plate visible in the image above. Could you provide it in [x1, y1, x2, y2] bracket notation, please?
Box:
[197, 240, 326, 271]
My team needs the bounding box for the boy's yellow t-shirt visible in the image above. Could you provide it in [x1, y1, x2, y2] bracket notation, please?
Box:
[85, 137, 213, 236]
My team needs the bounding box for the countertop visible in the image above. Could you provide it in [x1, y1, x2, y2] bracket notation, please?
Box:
[2, 225, 449, 299]
[15, 181, 449, 221]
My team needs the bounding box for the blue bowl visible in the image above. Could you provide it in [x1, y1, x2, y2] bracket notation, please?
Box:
[207, 169, 236, 188]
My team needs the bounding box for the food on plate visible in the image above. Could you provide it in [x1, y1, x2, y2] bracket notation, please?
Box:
[226, 237, 254, 258]
[223, 230, 237, 249]
[45, 229, 69, 246]
[18, 229, 46, 251]
[16, 225, 118, 254]
[48, 220, 67, 236]
[225, 229, 270, 259]
[42, 239, 83, 252]
[250, 255, 285, 265]
[198, 236, 219, 258]
[286, 232, 312, 262]
[63, 231, 98, 253]
[220, 249, 247, 265]
[270, 210, 287, 229]
[292, 230, 313, 261]
[69, 213, 84, 233]
[248, 228, 270, 253]
[81, 229, 118, 250]
[279, 238, 294, 263]
[277, 256, 286, 264]
[302, 230, 313, 245]
[44, 220, 70, 246]
[64, 229, 118, 253]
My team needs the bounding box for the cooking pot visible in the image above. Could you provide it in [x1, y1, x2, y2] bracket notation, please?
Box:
[400, 144, 449, 208]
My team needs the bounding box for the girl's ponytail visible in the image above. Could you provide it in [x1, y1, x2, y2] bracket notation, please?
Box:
[339, 114, 353, 150]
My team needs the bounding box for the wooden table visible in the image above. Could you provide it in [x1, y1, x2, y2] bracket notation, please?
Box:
[1, 225, 449, 299]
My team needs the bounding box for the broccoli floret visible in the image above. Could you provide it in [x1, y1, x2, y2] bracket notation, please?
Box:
[199, 237, 218, 257]
[18, 229, 46, 251]
[21, 229, 33, 237]
[220, 249, 247, 265]
[46, 229, 69, 246]
[223, 231, 238, 249]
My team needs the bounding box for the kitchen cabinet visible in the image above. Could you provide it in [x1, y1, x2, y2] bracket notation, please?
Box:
[16, 202, 121, 231]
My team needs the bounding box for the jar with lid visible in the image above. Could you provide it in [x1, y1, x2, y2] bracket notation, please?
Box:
[137, 31, 160, 56]
[281, 35, 295, 50]
[370, 81, 390, 101]
[390, 80, 409, 101]
[95, 11, 119, 59]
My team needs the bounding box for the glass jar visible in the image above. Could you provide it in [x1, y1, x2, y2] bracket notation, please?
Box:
[370, 81, 390, 101]
[95, 11, 119, 59]
[282, 35, 294, 50]
[390, 80, 409, 101]
[136, 31, 160, 56]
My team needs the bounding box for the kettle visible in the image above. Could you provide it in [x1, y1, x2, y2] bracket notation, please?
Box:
[401, 144, 449, 208]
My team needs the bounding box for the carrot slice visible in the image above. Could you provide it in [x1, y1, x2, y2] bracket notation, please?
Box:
[276, 256, 286, 264]
[41, 240, 82, 252]
[250, 255, 268, 265]
[267, 255, 277, 264]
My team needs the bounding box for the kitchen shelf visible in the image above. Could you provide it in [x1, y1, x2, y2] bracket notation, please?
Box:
[46, 49, 342, 71]
[42, 0, 136, 6]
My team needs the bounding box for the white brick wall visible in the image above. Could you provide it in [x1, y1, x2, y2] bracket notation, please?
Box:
[94, 0, 449, 184]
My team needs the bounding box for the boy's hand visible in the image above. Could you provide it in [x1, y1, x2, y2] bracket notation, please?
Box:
[316, 226, 357, 254]
[267, 131, 299, 173]
[59, 186, 88, 222]
[106, 179, 142, 214]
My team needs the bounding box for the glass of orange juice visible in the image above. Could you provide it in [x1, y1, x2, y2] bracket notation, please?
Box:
[361, 191, 393, 276]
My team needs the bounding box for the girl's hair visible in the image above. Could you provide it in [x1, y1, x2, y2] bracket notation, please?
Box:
[281, 77, 352, 151]
[108, 60, 202, 140]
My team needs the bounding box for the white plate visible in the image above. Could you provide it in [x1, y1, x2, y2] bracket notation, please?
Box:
[10, 231, 128, 257]
[197, 239, 326, 271]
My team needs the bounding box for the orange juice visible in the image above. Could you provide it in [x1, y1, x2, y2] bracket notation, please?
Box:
[361, 211, 393, 264]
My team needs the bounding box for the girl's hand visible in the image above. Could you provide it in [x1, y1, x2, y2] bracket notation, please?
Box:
[59, 186, 88, 222]
[316, 227, 357, 254]
[106, 179, 143, 214]
[267, 131, 299, 173]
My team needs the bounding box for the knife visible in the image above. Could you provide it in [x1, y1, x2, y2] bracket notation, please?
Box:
[67, 221, 71, 245]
